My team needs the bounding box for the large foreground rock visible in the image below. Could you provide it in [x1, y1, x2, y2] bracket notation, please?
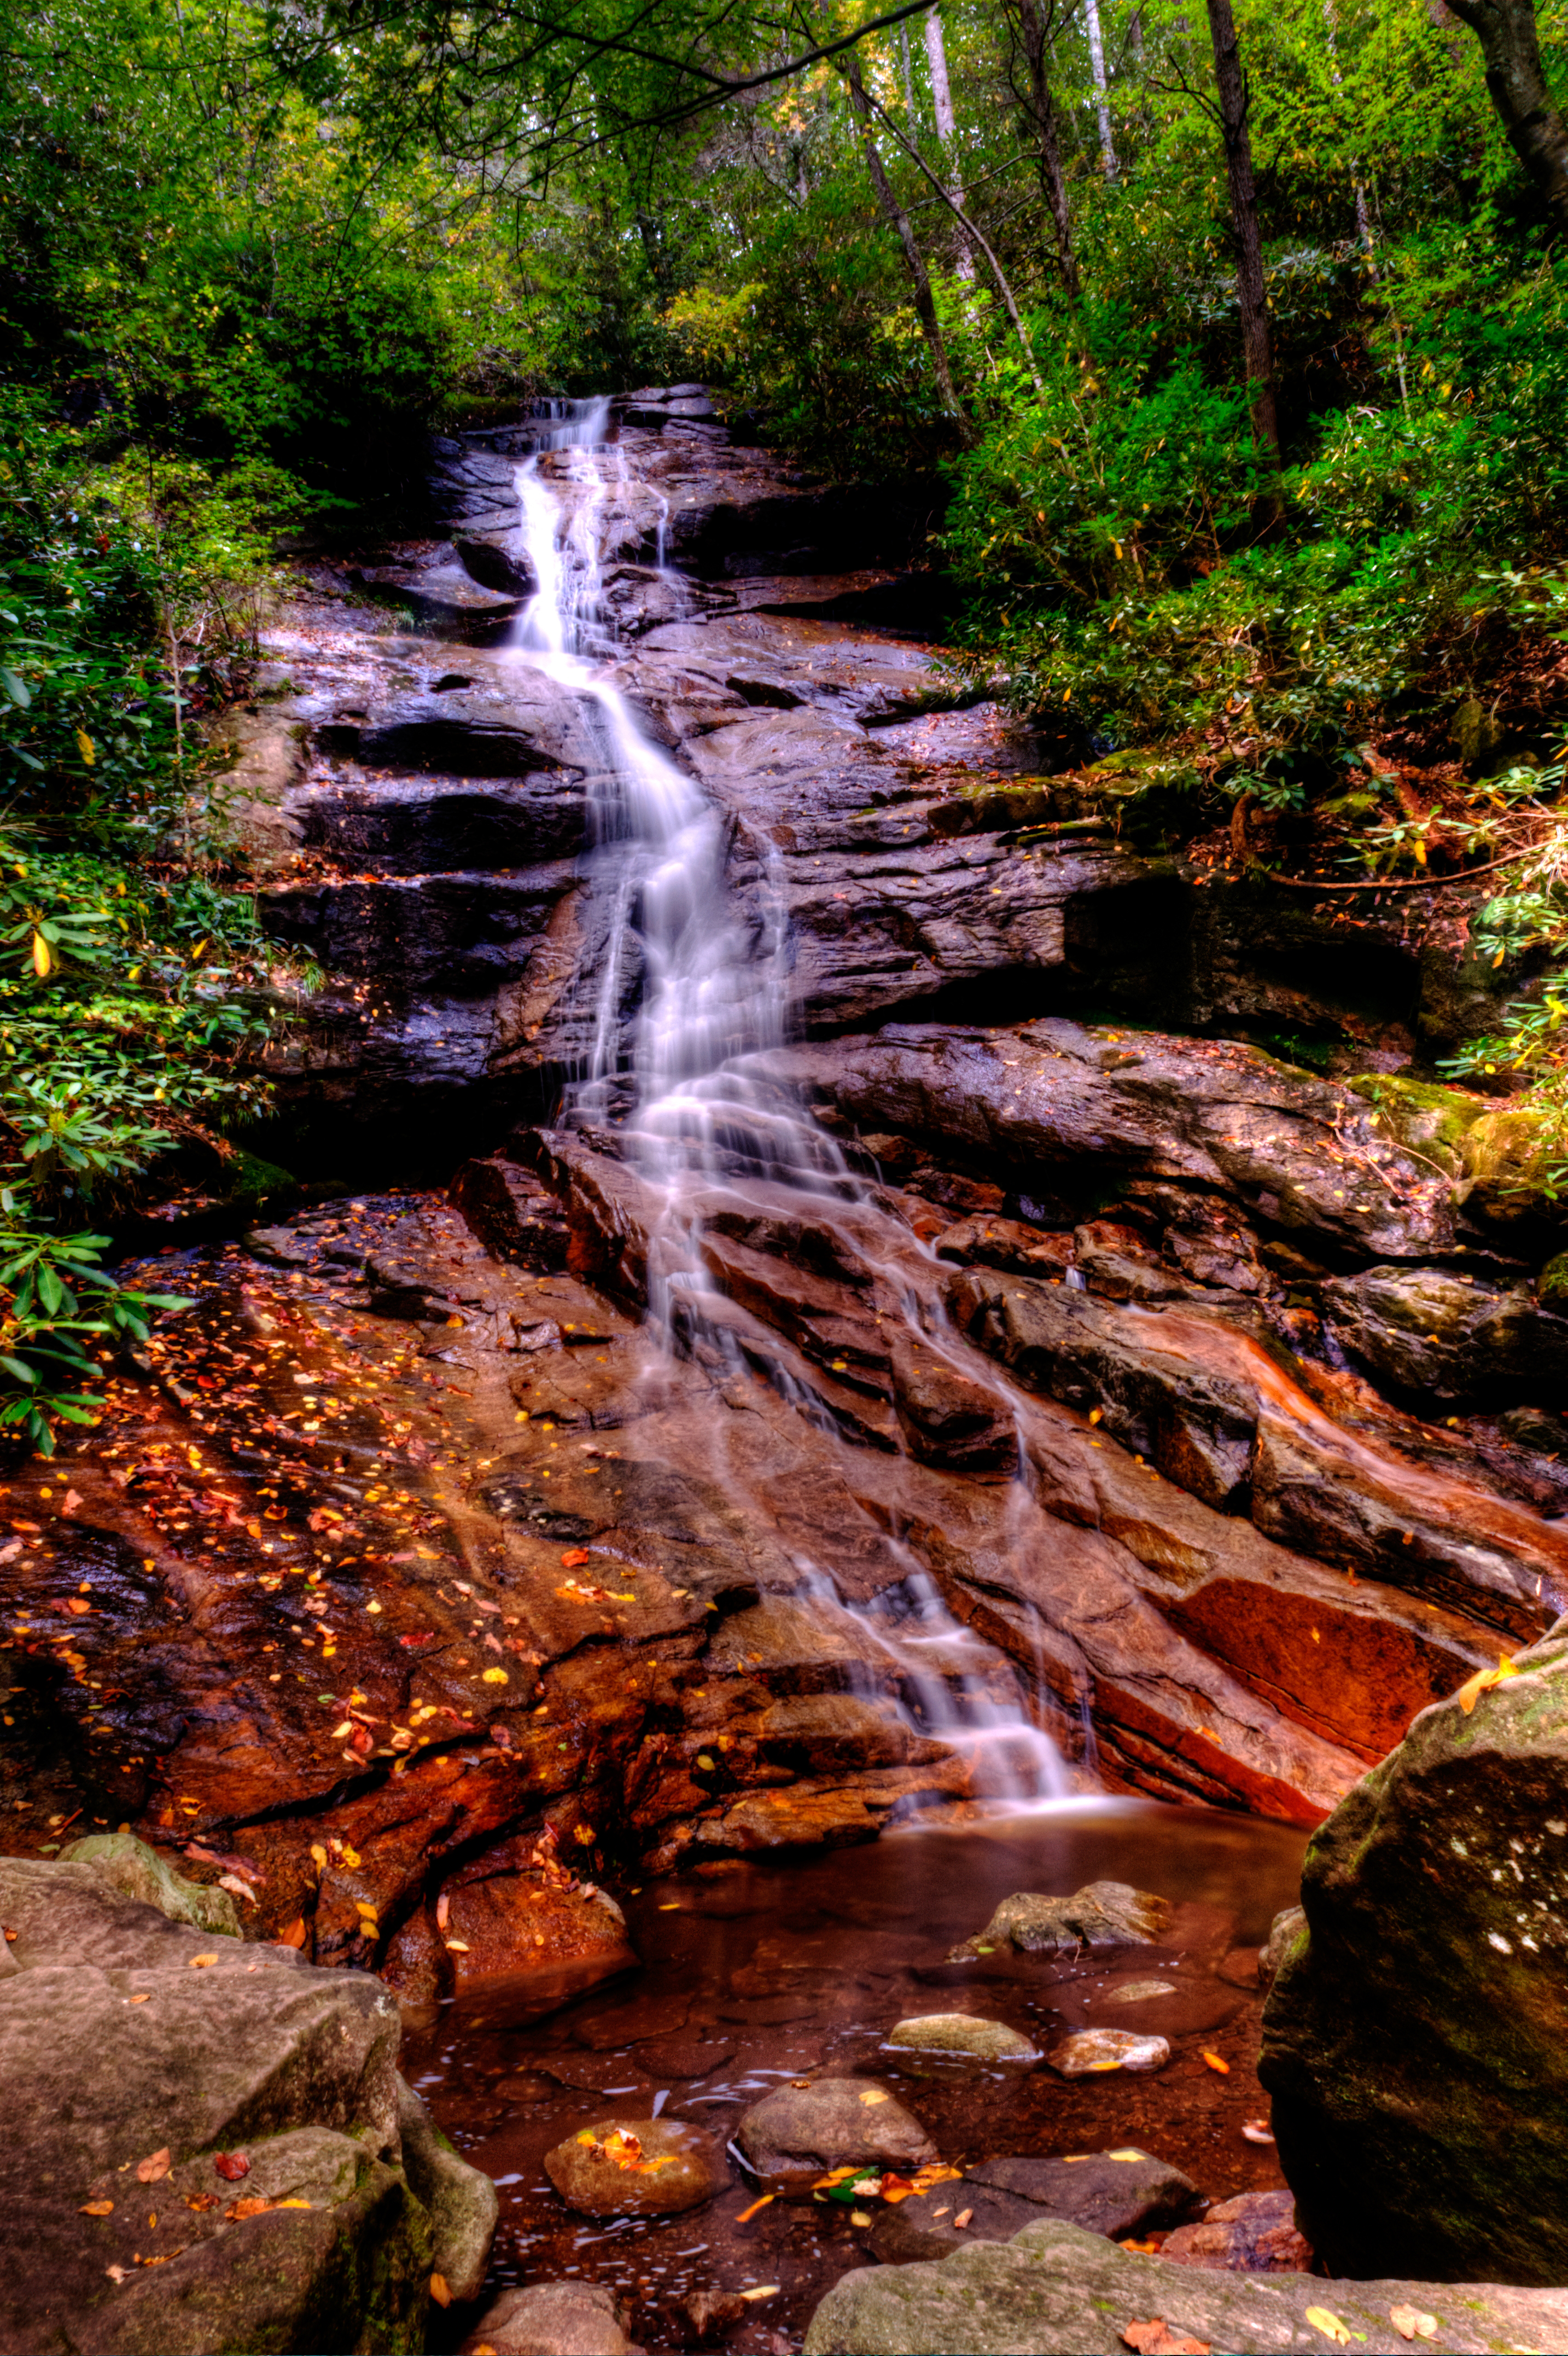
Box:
[0, 1840, 494, 2354]
[1261, 1614, 1568, 2284]
[802, 2215, 1568, 2354]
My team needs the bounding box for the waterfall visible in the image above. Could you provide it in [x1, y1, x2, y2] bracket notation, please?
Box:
[501, 400, 1072, 1811]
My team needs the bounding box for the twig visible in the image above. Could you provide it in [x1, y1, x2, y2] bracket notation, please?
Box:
[1252, 847, 1533, 893]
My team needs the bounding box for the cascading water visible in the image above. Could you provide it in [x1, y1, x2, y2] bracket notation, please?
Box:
[503, 399, 1072, 1810]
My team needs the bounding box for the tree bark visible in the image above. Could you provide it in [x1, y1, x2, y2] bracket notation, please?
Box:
[1205, 0, 1281, 462]
[1083, 0, 1120, 175]
[1013, 0, 1081, 295]
[843, 55, 972, 437]
[1442, 0, 1568, 235]
[922, 5, 975, 277]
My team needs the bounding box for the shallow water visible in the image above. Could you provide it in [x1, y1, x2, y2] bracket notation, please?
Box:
[410, 1799, 1305, 2351]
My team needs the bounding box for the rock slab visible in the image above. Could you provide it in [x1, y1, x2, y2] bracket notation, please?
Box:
[1261, 1614, 1568, 2284]
[803, 2214, 1568, 2354]
[947, 1880, 1172, 1959]
[736, 2076, 936, 2186]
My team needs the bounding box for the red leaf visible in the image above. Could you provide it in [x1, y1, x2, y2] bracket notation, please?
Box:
[560, 1548, 591, 1568]
[214, 2153, 250, 2182]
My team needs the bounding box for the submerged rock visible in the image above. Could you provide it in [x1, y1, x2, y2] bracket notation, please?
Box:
[736, 2076, 935, 2186]
[885, 2013, 1040, 2063]
[870, 2148, 1198, 2265]
[1160, 2188, 1310, 2272]
[948, 1881, 1172, 1959]
[1261, 1615, 1568, 2283]
[1046, 2028, 1170, 2076]
[0, 1840, 493, 2355]
[803, 2215, 1568, 2354]
[544, 2117, 728, 2216]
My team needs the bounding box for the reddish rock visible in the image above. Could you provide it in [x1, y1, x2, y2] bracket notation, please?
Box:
[1161, 2188, 1311, 2272]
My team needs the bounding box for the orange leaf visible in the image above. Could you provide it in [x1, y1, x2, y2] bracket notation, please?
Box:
[430, 2274, 452, 2308]
[736, 2194, 775, 2223]
[560, 1548, 591, 1568]
[136, 2149, 171, 2184]
[80, 2200, 114, 2217]
[1457, 1657, 1519, 1714]
[1121, 2325, 1211, 2355]
[1200, 2050, 1230, 2074]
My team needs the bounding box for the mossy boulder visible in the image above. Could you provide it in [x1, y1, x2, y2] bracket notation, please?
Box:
[1458, 1107, 1568, 1233]
[1344, 1073, 1489, 1179]
[1259, 1618, 1568, 2283]
[1318, 1264, 1568, 1405]
[59, 1830, 242, 1938]
[1542, 1252, 1568, 1308]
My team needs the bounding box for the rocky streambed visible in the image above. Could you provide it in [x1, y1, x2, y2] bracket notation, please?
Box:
[5, 387, 1568, 2353]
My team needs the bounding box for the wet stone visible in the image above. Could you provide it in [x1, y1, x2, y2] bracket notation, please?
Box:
[736, 2075, 936, 2187]
[948, 1881, 1173, 1961]
[544, 2116, 730, 2216]
[1047, 2028, 1170, 2076]
[461, 2279, 634, 2355]
[1160, 2187, 1311, 2272]
[885, 2012, 1040, 2064]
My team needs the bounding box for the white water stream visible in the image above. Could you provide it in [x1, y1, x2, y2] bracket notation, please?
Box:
[500, 400, 1071, 1808]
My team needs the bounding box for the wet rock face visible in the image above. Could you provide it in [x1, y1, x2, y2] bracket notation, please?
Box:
[867, 2147, 1198, 2266]
[0, 1840, 493, 2355]
[543, 2118, 730, 2215]
[1319, 1264, 1568, 1405]
[1260, 1619, 1568, 2284]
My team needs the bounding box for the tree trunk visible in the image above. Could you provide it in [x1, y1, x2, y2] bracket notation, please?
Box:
[1442, 0, 1568, 235]
[1205, 0, 1281, 462]
[1015, 0, 1081, 296]
[922, 5, 975, 278]
[1083, 0, 1120, 176]
[843, 55, 972, 437]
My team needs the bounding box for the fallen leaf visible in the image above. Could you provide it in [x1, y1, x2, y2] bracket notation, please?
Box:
[1389, 2308, 1438, 2343]
[953, 2208, 974, 2229]
[1200, 2050, 1230, 2074]
[1120, 2239, 1162, 2254]
[736, 2194, 775, 2223]
[80, 2200, 115, 2216]
[105, 2264, 129, 2283]
[1458, 1657, 1519, 1714]
[136, 2149, 171, 2184]
[1241, 2120, 1274, 2144]
[1305, 2307, 1353, 2346]
[278, 1918, 308, 1950]
[739, 2287, 780, 2302]
[1120, 2325, 1211, 2355]
[481, 1666, 508, 1683]
[130, 1993, 151, 2005]
[214, 2153, 250, 2182]
[429, 2274, 452, 2308]
[225, 2196, 275, 2221]
[560, 1548, 591, 1568]
[850, 2208, 872, 2226]
[185, 2194, 219, 2212]
[63, 1490, 83, 1513]
[859, 2090, 889, 2106]
[187, 1953, 219, 1970]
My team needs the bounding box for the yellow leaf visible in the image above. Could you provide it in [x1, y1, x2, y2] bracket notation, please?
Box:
[859, 2090, 889, 2105]
[481, 1667, 508, 1683]
[31, 931, 53, 978]
[1306, 2307, 1352, 2346]
[80, 2200, 114, 2215]
[76, 730, 95, 765]
[187, 1953, 219, 1969]
[1389, 2308, 1438, 2343]
[1413, 839, 1427, 866]
[1457, 1657, 1518, 1714]
[1200, 2050, 1230, 2074]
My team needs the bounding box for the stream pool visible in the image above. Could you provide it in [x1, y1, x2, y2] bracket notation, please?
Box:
[409, 1797, 1307, 2351]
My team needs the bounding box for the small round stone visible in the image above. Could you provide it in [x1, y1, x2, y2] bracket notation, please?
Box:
[887, 2013, 1041, 2064]
[1103, 1979, 1178, 2006]
[544, 2118, 729, 2216]
[1047, 2029, 1170, 2076]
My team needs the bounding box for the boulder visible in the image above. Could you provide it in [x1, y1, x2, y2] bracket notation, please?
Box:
[1160, 2188, 1311, 2271]
[1319, 1265, 1568, 1405]
[543, 2118, 728, 2216]
[460, 2280, 634, 2354]
[59, 1831, 242, 1938]
[0, 1840, 495, 2356]
[885, 2014, 1040, 2064]
[1260, 1614, 1568, 2283]
[869, 2148, 1198, 2265]
[947, 1881, 1172, 1960]
[803, 2215, 1568, 2354]
[736, 2078, 935, 2187]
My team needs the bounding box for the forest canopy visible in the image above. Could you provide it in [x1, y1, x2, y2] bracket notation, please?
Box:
[1, 0, 1566, 1443]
